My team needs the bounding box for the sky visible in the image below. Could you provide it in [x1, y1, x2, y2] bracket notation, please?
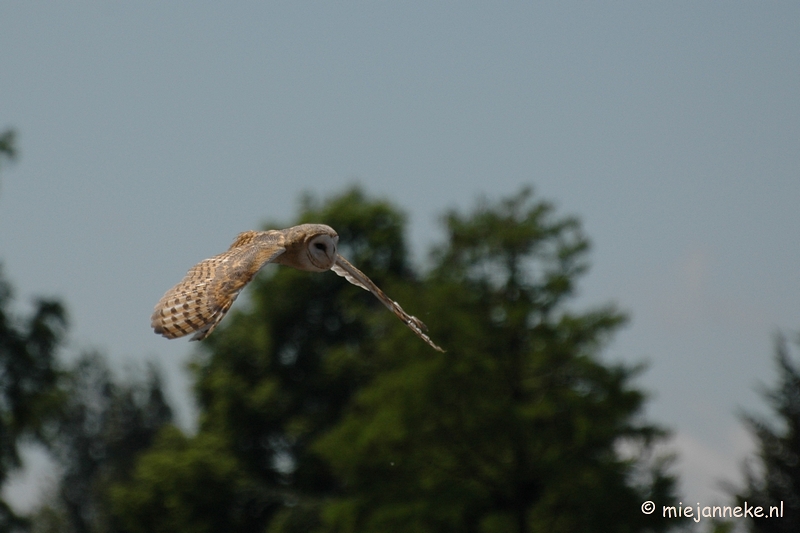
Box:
[1, 1, 798, 516]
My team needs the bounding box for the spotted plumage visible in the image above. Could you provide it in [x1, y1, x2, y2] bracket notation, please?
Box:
[151, 223, 443, 351]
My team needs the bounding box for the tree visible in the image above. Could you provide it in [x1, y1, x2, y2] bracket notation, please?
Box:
[109, 426, 256, 533]
[0, 270, 66, 532]
[736, 334, 800, 532]
[111, 186, 679, 532]
[312, 188, 677, 533]
[33, 353, 172, 533]
[0, 126, 67, 532]
[0, 128, 173, 533]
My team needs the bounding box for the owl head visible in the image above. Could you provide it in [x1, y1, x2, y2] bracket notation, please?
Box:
[306, 233, 338, 270]
[277, 223, 338, 272]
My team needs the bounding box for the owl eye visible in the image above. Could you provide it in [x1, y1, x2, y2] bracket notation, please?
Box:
[314, 242, 327, 252]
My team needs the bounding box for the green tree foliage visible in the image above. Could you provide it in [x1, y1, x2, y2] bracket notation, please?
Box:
[736, 334, 800, 532]
[110, 187, 679, 532]
[193, 187, 413, 494]
[33, 353, 172, 533]
[313, 189, 676, 533]
[0, 128, 67, 531]
[0, 270, 66, 532]
[1, 127, 173, 533]
[110, 426, 256, 533]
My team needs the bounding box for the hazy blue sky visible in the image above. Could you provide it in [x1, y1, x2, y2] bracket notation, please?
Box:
[1, 2, 798, 514]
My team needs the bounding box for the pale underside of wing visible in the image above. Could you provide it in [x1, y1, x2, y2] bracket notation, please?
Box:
[151, 235, 286, 341]
[331, 255, 444, 352]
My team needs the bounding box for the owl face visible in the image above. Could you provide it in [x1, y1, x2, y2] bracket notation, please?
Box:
[306, 233, 339, 270]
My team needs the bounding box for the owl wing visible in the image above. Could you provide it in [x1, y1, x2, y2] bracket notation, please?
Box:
[331, 255, 444, 352]
[152, 231, 286, 341]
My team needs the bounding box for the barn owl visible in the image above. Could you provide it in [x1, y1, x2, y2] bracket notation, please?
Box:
[151, 224, 444, 352]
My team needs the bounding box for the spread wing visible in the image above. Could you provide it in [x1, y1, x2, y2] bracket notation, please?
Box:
[151, 231, 286, 341]
[331, 255, 444, 352]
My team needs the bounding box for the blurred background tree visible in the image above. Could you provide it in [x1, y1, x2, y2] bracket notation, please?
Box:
[0, 128, 65, 532]
[734, 334, 800, 532]
[0, 267, 66, 533]
[108, 187, 680, 532]
[1, 129, 172, 533]
[32, 353, 172, 533]
[311, 189, 677, 533]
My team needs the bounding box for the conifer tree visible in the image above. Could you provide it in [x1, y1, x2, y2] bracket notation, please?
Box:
[737, 334, 800, 532]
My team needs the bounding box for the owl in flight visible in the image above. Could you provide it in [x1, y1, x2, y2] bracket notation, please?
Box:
[151, 224, 444, 352]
